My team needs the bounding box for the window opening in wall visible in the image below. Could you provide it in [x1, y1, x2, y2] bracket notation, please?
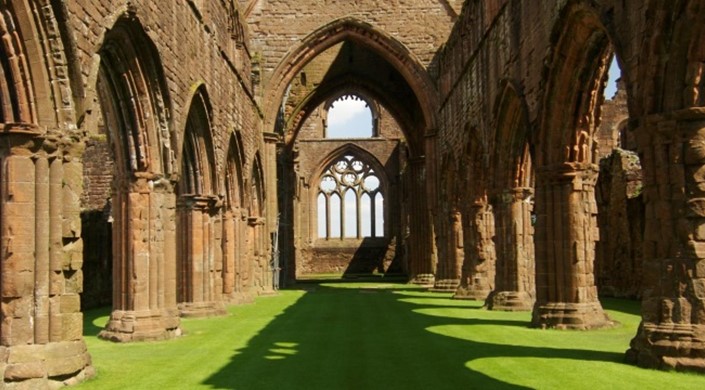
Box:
[604, 56, 622, 101]
[326, 95, 374, 138]
[317, 154, 384, 239]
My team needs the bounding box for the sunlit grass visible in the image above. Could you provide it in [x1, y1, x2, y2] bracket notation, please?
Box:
[77, 284, 705, 389]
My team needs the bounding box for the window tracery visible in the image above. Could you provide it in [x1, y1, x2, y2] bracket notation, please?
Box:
[317, 154, 384, 239]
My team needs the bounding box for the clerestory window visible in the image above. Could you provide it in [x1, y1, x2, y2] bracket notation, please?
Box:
[317, 154, 384, 239]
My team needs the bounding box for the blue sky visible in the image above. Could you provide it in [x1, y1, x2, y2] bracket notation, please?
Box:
[327, 98, 373, 138]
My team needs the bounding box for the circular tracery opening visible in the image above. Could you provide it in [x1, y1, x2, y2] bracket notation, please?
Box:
[317, 154, 384, 239]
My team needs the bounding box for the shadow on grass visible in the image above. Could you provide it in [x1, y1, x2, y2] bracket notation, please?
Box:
[201, 282, 624, 390]
[83, 306, 111, 337]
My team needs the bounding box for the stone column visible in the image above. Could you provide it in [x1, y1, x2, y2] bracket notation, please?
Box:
[626, 110, 705, 372]
[454, 200, 496, 300]
[431, 208, 463, 291]
[487, 187, 535, 311]
[0, 128, 93, 387]
[100, 176, 181, 341]
[263, 132, 280, 292]
[408, 157, 434, 285]
[531, 163, 612, 329]
[248, 216, 270, 294]
[176, 195, 226, 317]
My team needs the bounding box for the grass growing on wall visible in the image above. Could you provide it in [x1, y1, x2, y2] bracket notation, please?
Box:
[78, 283, 705, 390]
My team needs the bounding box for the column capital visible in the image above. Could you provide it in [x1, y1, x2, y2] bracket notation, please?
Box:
[536, 162, 598, 186]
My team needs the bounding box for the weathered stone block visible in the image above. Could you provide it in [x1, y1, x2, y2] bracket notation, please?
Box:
[4, 362, 45, 380]
[60, 294, 81, 314]
[693, 278, 705, 299]
[62, 313, 83, 341]
[8, 345, 45, 364]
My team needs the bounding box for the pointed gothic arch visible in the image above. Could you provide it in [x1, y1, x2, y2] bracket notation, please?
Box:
[176, 84, 225, 317]
[264, 17, 438, 156]
[221, 131, 247, 300]
[97, 16, 174, 178]
[96, 15, 180, 342]
[486, 80, 535, 311]
[312, 144, 388, 240]
[532, 2, 613, 330]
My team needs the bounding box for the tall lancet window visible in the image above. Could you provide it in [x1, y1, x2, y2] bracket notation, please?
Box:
[317, 154, 384, 239]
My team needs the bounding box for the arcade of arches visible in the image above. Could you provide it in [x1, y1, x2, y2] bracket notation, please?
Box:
[0, 0, 704, 386]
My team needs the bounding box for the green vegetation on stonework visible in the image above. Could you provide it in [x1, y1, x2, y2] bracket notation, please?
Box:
[77, 283, 705, 390]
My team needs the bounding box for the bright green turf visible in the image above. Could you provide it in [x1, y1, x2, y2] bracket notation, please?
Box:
[77, 283, 705, 389]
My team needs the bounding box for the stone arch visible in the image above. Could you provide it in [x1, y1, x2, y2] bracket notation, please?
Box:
[312, 144, 388, 239]
[0, 1, 94, 386]
[284, 78, 409, 147]
[225, 131, 246, 211]
[625, 2, 705, 371]
[0, 1, 48, 125]
[96, 15, 180, 342]
[486, 80, 535, 311]
[250, 152, 266, 217]
[310, 143, 387, 189]
[432, 151, 464, 292]
[177, 84, 218, 196]
[531, 2, 613, 330]
[454, 125, 496, 300]
[176, 84, 225, 317]
[322, 92, 380, 138]
[96, 15, 173, 178]
[264, 16, 438, 156]
[221, 131, 247, 300]
[246, 152, 271, 293]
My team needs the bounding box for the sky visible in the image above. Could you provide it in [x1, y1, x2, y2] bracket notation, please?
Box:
[604, 58, 621, 100]
[327, 98, 373, 138]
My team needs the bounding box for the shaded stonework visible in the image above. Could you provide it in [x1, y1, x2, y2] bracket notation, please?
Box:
[595, 149, 644, 299]
[2, 0, 705, 386]
[454, 199, 496, 300]
[286, 96, 407, 278]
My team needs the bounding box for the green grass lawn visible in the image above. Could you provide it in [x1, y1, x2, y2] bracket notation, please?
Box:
[77, 282, 705, 389]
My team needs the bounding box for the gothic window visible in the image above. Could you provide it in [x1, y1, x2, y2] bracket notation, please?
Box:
[317, 154, 384, 239]
[325, 95, 376, 138]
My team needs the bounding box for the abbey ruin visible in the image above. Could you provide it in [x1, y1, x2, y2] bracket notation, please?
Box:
[0, 0, 704, 386]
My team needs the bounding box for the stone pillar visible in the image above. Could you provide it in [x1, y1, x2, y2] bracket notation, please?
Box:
[100, 177, 181, 342]
[626, 110, 705, 372]
[431, 208, 463, 291]
[248, 216, 271, 294]
[0, 128, 93, 386]
[263, 132, 280, 291]
[487, 187, 535, 311]
[408, 157, 434, 285]
[454, 200, 496, 300]
[176, 195, 226, 317]
[531, 163, 612, 329]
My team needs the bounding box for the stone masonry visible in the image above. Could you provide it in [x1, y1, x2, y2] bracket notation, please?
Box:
[1, 1, 705, 387]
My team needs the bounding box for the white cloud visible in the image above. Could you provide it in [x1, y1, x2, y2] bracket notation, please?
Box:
[328, 99, 368, 127]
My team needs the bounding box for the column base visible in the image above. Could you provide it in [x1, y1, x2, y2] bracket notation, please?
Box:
[410, 273, 435, 286]
[453, 285, 492, 301]
[0, 341, 94, 387]
[626, 322, 705, 372]
[179, 301, 227, 318]
[225, 291, 256, 305]
[486, 290, 534, 311]
[429, 279, 460, 292]
[99, 309, 181, 342]
[531, 301, 614, 330]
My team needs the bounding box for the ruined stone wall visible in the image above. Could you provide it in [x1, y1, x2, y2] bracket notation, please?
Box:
[248, 0, 461, 82]
[293, 106, 405, 276]
[596, 149, 644, 298]
[438, 0, 705, 371]
[67, 0, 262, 171]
